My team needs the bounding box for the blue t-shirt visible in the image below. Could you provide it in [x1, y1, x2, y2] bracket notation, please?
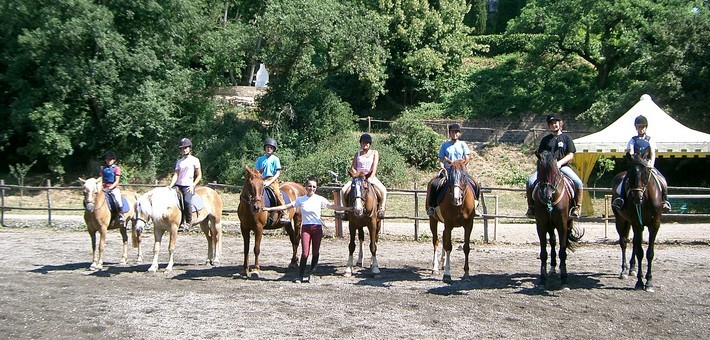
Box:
[438, 140, 470, 170]
[255, 154, 282, 178]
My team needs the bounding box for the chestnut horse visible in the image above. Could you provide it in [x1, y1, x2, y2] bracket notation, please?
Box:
[134, 186, 223, 272]
[532, 151, 583, 289]
[343, 176, 381, 277]
[426, 159, 478, 282]
[237, 165, 306, 278]
[81, 177, 138, 270]
[611, 154, 664, 291]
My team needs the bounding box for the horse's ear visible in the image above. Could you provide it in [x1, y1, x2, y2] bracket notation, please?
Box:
[534, 150, 541, 160]
[78, 177, 86, 183]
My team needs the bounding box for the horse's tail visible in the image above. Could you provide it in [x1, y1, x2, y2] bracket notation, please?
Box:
[566, 224, 585, 252]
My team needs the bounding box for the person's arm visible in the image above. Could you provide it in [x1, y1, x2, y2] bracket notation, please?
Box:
[368, 150, 379, 178]
[326, 202, 353, 212]
[190, 166, 202, 193]
[168, 170, 178, 187]
[348, 152, 359, 177]
[649, 147, 656, 168]
[557, 153, 574, 168]
[626, 138, 635, 156]
[265, 169, 280, 187]
[263, 201, 295, 212]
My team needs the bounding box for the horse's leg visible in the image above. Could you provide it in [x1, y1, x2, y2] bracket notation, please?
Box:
[285, 222, 299, 269]
[537, 224, 548, 288]
[201, 220, 213, 265]
[88, 228, 100, 270]
[165, 227, 177, 272]
[356, 226, 364, 267]
[212, 218, 222, 266]
[369, 220, 380, 276]
[345, 225, 357, 277]
[96, 227, 108, 270]
[644, 224, 660, 292]
[241, 226, 251, 276]
[548, 230, 557, 275]
[558, 220, 570, 290]
[429, 218, 440, 274]
[632, 224, 646, 290]
[616, 219, 631, 279]
[443, 226, 453, 282]
[252, 229, 263, 278]
[148, 228, 165, 273]
[120, 221, 129, 265]
[462, 219, 473, 278]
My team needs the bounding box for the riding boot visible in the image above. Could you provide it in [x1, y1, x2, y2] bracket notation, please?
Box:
[571, 188, 584, 218]
[180, 207, 191, 232]
[118, 213, 125, 225]
[309, 254, 319, 282]
[662, 191, 672, 212]
[295, 256, 308, 283]
[525, 186, 535, 218]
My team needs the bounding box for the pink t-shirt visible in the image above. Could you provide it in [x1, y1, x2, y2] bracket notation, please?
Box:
[174, 155, 201, 186]
[355, 151, 375, 175]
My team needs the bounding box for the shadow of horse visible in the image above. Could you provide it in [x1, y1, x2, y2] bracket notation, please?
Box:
[427, 272, 604, 296]
[343, 176, 382, 277]
[532, 151, 584, 290]
[611, 154, 664, 292]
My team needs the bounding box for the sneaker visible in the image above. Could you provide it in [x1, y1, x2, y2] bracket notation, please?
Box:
[292, 278, 302, 283]
[426, 207, 436, 217]
[118, 214, 125, 224]
[179, 222, 190, 232]
[611, 197, 624, 210]
[377, 208, 385, 219]
[570, 206, 581, 218]
[525, 207, 535, 218]
[662, 201, 672, 213]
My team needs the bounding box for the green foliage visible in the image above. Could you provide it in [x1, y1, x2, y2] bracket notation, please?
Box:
[471, 34, 547, 56]
[492, 157, 529, 187]
[383, 111, 441, 170]
[463, 1, 487, 34]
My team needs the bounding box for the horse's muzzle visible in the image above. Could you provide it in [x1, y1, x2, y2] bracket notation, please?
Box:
[84, 202, 95, 213]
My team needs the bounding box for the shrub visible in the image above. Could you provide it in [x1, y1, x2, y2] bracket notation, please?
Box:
[383, 111, 441, 170]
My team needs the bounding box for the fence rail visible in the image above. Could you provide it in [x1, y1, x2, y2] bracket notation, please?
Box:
[2, 179, 708, 242]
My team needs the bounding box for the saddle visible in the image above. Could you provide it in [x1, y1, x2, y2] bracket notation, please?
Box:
[531, 175, 576, 205]
[432, 175, 480, 206]
[106, 195, 130, 215]
[343, 178, 383, 206]
[175, 189, 205, 214]
[261, 186, 294, 227]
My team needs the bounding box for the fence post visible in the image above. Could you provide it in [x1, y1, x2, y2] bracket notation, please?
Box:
[1, 179, 5, 227]
[414, 192, 419, 241]
[481, 194, 488, 243]
[333, 190, 343, 238]
[367, 116, 372, 133]
[46, 179, 52, 226]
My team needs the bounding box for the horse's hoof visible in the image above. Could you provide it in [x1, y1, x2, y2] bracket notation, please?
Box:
[629, 271, 637, 277]
[212, 260, 221, 267]
[344, 270, 352, 277]
[645, 285, 655, 293]
[561, 285, 571, 291]
[137, 257, 144, 263]
[443, 275, 453, 283]
[634, 282, 645, 290]
[250, 272, 260, 279]
[356, 261, 363, 268]
[148, 267, 158, 273]
[618, 273, 626, 279]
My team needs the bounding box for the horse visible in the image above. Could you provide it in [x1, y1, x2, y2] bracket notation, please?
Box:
[134, 186, 223, 273]
[532, 151, 584, 289]
[80, 177, 138, 270]
[611, 154, 664, 291]
[426, 159, 478, 282]
[237, 165, 306, 278]
[343, 176, 382, 277]
[611, 170, 637, 280]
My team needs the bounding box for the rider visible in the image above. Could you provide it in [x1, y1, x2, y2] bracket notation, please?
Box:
[169, 138, 202, 231]
[339, 133, 388, 219]
[101, 150, 124, 224]
[255, 137, 290, 224]
[265, 176, 351, 283]
[611, 115, 672, 212]
[426, 123, 471, 217]
[525, 115, 584, 218]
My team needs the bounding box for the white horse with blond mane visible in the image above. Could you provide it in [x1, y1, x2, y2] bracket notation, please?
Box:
[134, 186, 223, 272]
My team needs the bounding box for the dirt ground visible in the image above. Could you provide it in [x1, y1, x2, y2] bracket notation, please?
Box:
[1, 215, 709, 339]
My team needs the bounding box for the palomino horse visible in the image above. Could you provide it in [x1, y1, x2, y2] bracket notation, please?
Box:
[343, 176, 381, 277]
[426, 159, 478, 282]
[237, 165, 306, 278]
[532, 151, 583, 289]
[134, 186, 223, 273]
[81, 177, 138, 270]
[611, 154, 664, 291]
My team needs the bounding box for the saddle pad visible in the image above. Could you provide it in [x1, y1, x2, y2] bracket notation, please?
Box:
[105, 195, 131, 213]
[175, 193, 204, 213]
[263, 187, 293, 207]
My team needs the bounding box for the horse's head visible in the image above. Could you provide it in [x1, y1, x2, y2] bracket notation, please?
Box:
[348, 176, 372, 216]
[242, 165, 264, 213]
[536, 151, 561, 208]
[80, 177, 102, 213]
[447, 159, 469, 207]
[626, 154, 652, 205]
[133, 193, 152, 233]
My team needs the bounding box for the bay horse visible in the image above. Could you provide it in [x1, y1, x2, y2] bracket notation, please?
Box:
[81, 177, 138, 270]
[611, 170, 637, 280]
[611, 154, 664, 291]
[343, 176, 381, 277]
[426, 159, 478, 282]
[237, 165, 306, 278]
[532, 151, 584, 289]
[134, 186, 223, 273]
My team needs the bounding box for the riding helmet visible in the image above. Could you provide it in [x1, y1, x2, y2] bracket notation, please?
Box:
[546, 115, 562, 123]
[103, 150, 117, 159]
[264, 138, 277, 151]
[359, 133, 373, 143]
[179, 138, 192, 148]
[634, 115, 648, 126]
[448, 123, 461, 132]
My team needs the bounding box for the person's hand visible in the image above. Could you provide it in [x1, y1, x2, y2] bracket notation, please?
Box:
[102, 188, 111, 193]
[188, 186, 195, 194]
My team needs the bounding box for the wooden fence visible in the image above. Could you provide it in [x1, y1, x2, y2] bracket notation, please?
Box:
[2, 179, 709, 243]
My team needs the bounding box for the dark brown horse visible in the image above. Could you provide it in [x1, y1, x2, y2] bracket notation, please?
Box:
[237, 165, 306, 278]
[343, 176, 381, 277]
[81, 177, 138, 270]
[533, 151, 583, 289]
[611, 154, 664, 291]
[426, 159, 478, 282]
[611, 170, 637, 280]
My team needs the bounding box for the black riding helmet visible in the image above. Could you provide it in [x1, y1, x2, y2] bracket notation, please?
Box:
[179, 138, 192, 148]
[103, 150, 117, 159]
[634, 115, 648, 126]
[546, 115, 562, 124]
[448, 123, 461, 132]
[264, 137, 277, 151]
[359, 133, 373, 143]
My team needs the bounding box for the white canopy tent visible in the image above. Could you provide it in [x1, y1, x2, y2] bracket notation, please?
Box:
[572, 94, 710, 215]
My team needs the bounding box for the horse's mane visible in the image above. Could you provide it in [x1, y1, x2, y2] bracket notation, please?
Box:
[143, 187, 176, 220]
[626, 154, 652, 187]
[536, 151, 560, 184]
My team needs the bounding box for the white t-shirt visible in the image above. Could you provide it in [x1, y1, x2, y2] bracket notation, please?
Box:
[294, 194, 330, 225]
[174, 155, 201, 186]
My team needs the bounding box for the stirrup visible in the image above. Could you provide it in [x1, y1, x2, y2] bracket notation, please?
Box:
[570, 206, 581, 218]
[426, 207, 435, 217]
[662, 201, 672, 212]
[377, 208, 385, 219]
[611, 198, 624, 210]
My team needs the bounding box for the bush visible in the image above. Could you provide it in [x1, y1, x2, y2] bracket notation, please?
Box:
[383, 111, 441, 171]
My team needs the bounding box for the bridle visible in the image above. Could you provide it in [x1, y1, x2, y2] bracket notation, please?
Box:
[350, 177, 373, 217]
